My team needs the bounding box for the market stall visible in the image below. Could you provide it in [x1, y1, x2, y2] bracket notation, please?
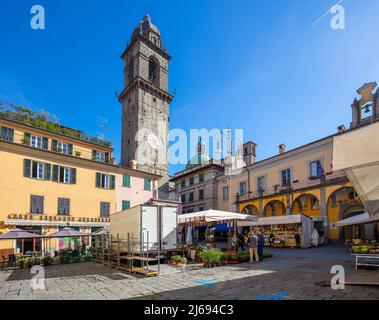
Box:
[177, 210, 257, 249]
[237, 214, 313, 248]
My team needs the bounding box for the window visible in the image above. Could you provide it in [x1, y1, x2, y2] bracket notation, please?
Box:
[199, 189, 204, 200]
[29, 135, 48, 150]
[122, 174, 131, 187]
[0, 127, 14, 142]
[122, 200, 130, 211]
[52, 140, 73, 156]
[223, 186, 229, 201]
[181, 194, 186, 203]
[95, 173, 115, 189]
[30, 195, 44, 214]
[58, 198, 70, 215]
[100, 202, 110, 218]
[144, 178, 151, 191]
[181, 180, 186, 188]
[52, 165, 76, 184]
[199, 174, 204, 183]
[257, 176, 266, 191]
[189, 177, 194, 185]
[309, 160, 322, 178]
[24, 159, 51, 180]
[239, 182, 247, 197]
[281, 168, 291, 187]
[199, 207, 204, 212]
[189, 192, 194, 202]
[92, 150, 109, 163]
[148, 57, 158, 83]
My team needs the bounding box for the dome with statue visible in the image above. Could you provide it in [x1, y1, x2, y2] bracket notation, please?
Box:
[185, 138, 211, 169]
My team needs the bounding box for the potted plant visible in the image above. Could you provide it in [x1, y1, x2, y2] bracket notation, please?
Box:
[197, 248, 223, 268]
[170, 255, 182, 266]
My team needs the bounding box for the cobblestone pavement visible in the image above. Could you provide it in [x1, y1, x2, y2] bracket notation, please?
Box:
[0, 245, 378, 300]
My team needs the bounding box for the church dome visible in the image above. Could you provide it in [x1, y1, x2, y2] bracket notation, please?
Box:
[185, 140, 211, 169]
[185, 153, 211, 170]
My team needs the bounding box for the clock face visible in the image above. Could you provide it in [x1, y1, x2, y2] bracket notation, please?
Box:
[147, 132, 160, 150]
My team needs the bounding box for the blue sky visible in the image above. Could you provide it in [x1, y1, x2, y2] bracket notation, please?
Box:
[1, 0, 379, 175]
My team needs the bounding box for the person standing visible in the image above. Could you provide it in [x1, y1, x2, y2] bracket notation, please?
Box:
[236, 232, 246, 251]
[249, 232, 259, 263]
[257, 231, 265, 261]
[269, 232, 275, 247]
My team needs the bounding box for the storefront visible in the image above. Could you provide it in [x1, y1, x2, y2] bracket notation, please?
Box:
[238, 214, 313, 248]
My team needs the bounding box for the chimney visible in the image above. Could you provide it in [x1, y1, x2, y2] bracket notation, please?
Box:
[129, 159, 137, 170]
[279, 144, 286, 155]
[337, 125, 346, 134]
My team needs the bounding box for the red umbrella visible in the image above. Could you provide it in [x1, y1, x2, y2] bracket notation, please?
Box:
[0, 228, 44, 239]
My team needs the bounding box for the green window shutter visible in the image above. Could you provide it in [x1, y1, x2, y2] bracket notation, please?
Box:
[42, 137, 49, 150]
[92, 150, 97, 160]
[96, 172, 101, 188]
[52, 140, 58, 152]
[144, 178, 151, 191]
[70, 168, 77, 184]
[68, 144, 73, 156]
[23, 159, 31, 177]
[23, 132, 31, 145]
[110, 175, 115, 189]
[123, 174, 130, 187]
[52, 165, 59, 181]
[122, 200, 130, 211]
[44, 163, 51, 180]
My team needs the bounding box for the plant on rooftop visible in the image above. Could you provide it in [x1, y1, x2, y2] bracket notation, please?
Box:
[0, 102, 112, 148]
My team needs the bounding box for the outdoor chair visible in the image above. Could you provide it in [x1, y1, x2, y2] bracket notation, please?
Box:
[1, 256, 9, 269]
[8, 254, 16, 268]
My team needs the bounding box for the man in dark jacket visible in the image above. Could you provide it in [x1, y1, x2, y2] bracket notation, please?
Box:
[257, 231, 265, 261]
[249, 232, 259, 263]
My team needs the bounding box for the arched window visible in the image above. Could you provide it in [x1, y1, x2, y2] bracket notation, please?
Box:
[148, 57, 159, 85]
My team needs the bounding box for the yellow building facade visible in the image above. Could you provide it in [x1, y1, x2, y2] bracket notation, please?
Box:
[0, 116, 158, 255]
[217, 82, 379, 243]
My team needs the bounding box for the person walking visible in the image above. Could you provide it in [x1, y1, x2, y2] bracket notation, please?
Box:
[257, 231, 265, 261]
[249, 232, 259, 263]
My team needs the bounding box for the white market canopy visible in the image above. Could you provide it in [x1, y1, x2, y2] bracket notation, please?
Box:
[334, 212, 379, 227]
[178, 210, 257, 225]
[333, 121, 379, 218]
[237, 214, 311, 227]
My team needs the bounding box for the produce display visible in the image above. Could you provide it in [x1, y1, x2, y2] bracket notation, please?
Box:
[251, 225, 303, 248]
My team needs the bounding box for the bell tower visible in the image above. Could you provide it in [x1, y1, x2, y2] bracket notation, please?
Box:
[119, 15, 173, 185]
